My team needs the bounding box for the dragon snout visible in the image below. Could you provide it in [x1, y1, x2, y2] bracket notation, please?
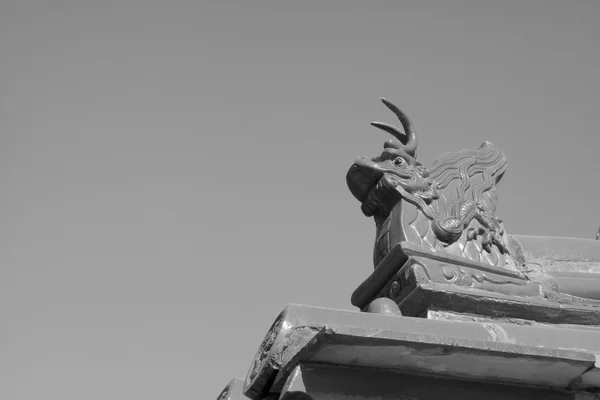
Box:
[347, 157, 436, 203]
[346, 158, 385, 203]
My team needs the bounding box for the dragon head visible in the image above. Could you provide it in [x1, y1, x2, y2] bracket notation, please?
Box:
[347, 98, 439, 217]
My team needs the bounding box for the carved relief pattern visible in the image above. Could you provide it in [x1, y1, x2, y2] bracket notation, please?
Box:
[433, 262, 541, 298]
[382, 258, 539, 301]
[439, 264, 521, 287]
[402, 141, 511, 268]
[405, 202, 437, 249]
[347, 99, 511, 269]
[403, 198, 507, 269]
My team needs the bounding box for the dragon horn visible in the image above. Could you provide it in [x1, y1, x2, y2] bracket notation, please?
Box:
[370, 98, 418, 156]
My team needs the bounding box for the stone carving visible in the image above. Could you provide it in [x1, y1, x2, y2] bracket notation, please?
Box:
[348, 98, 600, 324]
[215, 98, 600, 400]
[346, 98, 439, 220]
[433, 201, 507, 253]
[347, 98, 509, 268]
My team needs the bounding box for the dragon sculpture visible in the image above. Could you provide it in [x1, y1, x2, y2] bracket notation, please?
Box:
[347, 98, 509, 268]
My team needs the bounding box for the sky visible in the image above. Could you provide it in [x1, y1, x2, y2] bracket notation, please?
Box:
[2, 1, 600, 399]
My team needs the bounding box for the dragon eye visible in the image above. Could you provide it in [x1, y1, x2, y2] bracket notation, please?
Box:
[393, 157, 405, 166]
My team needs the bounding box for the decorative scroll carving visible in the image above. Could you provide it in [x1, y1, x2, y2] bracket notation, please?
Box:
[347, 98, 510, 268]
[428, 141, 508, 253]
[380, 257, 540, 308]
[439, 264, 526, 288]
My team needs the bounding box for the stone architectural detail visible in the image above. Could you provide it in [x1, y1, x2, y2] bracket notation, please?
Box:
[216, 98, 600, 400]
[347, 99, 600, 325]
[347, 98, 511, 268]
[241, 305, 600, 400]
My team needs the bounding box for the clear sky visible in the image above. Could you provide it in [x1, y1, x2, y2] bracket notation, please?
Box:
[2, 1, 600, 399]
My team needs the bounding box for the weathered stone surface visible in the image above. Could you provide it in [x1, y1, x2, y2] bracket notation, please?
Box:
[243, 304, 600, 400]
[280, 363, 576, 400]
[217, 378, 249, 400]
[244, 307, 322, 400]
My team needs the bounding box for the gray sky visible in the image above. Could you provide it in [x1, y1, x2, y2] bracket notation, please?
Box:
[2, 1, 600, 399]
